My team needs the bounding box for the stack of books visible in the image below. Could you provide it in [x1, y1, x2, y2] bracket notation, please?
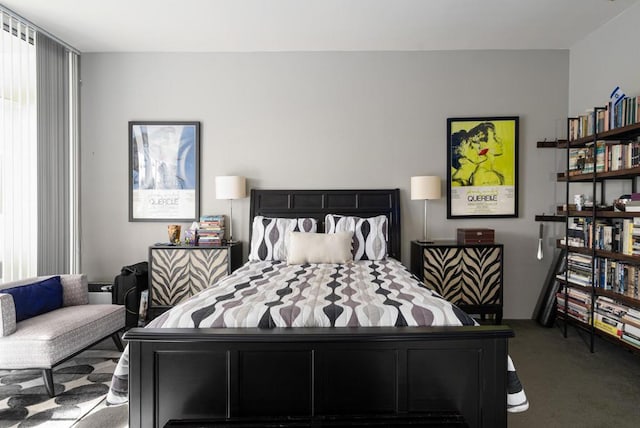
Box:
[594, 296, 626, 338]
[198, 215, 226, 246]
[622, 308, 640, 348]
[556, 253, 593, 287]
[556, 287, 591, 323]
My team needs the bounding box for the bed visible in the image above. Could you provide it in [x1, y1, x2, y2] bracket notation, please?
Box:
[119, 189, 520, 428]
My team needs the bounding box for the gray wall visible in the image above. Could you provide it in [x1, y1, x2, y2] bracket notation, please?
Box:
[568, 2, 640, 215]
[570, 2, 640, 115]
[80, 50, 569, 319]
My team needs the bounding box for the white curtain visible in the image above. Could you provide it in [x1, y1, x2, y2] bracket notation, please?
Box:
[0, 12, 38, 282]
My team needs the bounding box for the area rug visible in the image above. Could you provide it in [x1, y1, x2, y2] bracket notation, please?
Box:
[0, 349, 121, 428]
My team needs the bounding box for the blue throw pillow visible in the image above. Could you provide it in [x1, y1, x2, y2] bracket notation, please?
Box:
[3, 276, 63, 322]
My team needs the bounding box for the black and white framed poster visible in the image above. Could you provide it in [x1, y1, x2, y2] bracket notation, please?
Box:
[129, 121, 200, 222]
[447, 116, 519, 218]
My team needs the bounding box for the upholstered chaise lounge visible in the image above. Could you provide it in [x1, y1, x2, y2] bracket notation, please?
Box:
[0, 274, 125, 396]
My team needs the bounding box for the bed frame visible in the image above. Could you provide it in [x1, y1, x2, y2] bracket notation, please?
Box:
[125, 189, 513, 428]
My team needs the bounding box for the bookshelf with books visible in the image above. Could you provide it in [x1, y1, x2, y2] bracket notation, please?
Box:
[554, 101, 640, 354]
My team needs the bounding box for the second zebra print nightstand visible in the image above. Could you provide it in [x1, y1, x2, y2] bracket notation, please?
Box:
[148, 243, 243, 320]
[410, 240, 503, 324]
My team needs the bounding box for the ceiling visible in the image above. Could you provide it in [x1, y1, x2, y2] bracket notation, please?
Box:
[1, 0, 639, 53]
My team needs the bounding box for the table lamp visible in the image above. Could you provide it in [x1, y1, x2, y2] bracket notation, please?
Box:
[215, 176, 246, 243]
[411, 176, 441, 243]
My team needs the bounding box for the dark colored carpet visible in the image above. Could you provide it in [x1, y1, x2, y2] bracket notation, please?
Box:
[69, 320, 640, 428]
[507, 319, 640, 428]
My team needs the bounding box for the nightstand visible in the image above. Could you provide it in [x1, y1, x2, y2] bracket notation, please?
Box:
[148, 242, 243, 319]
[410, 240, 503, 324]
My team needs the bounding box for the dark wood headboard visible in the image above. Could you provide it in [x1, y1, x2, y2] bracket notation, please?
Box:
[249, 189, 401, 260]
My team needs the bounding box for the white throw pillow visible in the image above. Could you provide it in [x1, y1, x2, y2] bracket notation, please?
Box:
[287, 231, 354, 265]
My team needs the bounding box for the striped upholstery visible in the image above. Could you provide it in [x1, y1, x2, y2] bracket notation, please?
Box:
[0, 294, 16, 336]
[0, 274, 125, 372]
[0, 304, 124, 368]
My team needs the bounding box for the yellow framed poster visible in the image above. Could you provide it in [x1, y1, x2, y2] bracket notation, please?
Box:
[447, 117, 519, 218]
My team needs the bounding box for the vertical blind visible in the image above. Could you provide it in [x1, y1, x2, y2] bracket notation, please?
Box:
[37, 33, 71, 276]
[0, 12, 38, 281]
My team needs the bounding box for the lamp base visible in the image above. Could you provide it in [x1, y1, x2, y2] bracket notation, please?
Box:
[416, 239, 434, 244]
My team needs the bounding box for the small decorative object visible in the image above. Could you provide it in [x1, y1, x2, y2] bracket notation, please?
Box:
[410, 176, 441, 243]
[456, 228, 495, 244]
[614, 194, 632, 212]
[610, 86, 626, 107]
[167, 224, 181, 243]
[184, 221, 200, 245]
[215, 176, 247, 243]
[573, 194, 585, 211]
[537, 223, 544, 261]
[447, 116, 519, 218]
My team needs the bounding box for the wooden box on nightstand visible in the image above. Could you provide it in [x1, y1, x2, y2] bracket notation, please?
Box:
[410, 240, 504, 324]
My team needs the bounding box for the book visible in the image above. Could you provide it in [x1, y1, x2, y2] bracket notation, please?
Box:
[138, 290, 148, 327]
[594, 312, 623, 338]
[595, 296, 627, 320]
[622, 313, 640, 329]
[200, 214, 225, 222]
[624, 203, 640, 213]
[626, 306, 640, 319]
[621, 333, 640, 349]
[595, 141, 606, 172]
[623, 322, 640, 339]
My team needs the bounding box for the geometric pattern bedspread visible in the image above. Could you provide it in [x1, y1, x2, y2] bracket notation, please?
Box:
[158, 258, 477, 329]
[107, 258, 528, 412]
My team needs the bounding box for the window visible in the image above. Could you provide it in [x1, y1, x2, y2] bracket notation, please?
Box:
[0, 12, 38, 281]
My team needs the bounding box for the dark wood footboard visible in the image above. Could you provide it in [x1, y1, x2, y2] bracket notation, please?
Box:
[125, 325, 513, 428]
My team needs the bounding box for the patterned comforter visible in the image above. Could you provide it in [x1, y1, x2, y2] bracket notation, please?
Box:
[107, 258, 528, 412]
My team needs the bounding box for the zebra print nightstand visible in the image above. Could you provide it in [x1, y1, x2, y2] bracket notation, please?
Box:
[410, 240, 503, 324]
[148, 243, 243, 320]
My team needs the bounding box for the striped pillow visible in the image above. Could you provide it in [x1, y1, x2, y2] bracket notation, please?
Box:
[249, 216, 318, 261]
[324, 214, 388, 261]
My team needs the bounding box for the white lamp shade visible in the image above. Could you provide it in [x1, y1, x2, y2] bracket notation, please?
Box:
[215, 176, 247, 200]
[411, 176, 441, 200]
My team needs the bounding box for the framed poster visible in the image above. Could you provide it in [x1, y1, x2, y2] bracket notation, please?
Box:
[447, 116, 519, 218]
[129, 121, 200, 222]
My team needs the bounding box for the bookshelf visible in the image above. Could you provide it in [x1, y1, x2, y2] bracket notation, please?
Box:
[552, 107, 640, 353]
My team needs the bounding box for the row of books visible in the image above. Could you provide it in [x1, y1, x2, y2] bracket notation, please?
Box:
[567, 140, 640, 176]
[556, 252, 640, 298]
[593, 296, 640, 349]
[560, 216, 640, 256]
[568, 95, 640, 141]
[556, 291, 640, 349]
